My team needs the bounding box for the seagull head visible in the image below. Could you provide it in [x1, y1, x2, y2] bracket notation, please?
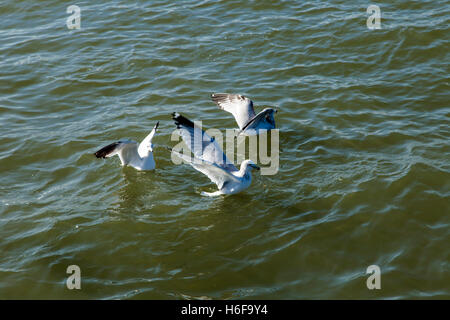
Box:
[241, 160, 260, 174]
[263, 108, 277, 126]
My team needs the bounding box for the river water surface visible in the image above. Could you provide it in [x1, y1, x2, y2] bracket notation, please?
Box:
[0, 0, 449, 299]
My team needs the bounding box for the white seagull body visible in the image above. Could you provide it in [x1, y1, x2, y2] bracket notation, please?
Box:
[94, 121, 159, 171]
[211, 93, 277, 135]
[171, 113, 260, 196]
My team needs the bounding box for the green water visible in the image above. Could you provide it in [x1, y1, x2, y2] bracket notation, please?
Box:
[0, 1, 449, 299]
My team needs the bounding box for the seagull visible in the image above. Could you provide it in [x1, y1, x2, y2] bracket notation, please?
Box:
[94, 121, 159, 171]
[171, 112, 260, 196]
[211, 93, 277, 135]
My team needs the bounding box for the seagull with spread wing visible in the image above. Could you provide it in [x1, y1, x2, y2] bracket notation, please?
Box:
[211, 93, 277, 135]
[171, 112, 260, 196]
[94, 121, 159, 171]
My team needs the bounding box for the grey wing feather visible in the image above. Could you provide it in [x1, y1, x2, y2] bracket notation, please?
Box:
[94, 140, 138, 165]
[172, 112, 237, 172]
[172, 151, 239, 189]
[211, 93, 256, 130]
[241, 108, 276, 133]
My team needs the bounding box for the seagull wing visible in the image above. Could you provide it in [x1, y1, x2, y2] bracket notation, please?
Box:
[172, 112, 237, 172]
[138, 121, 159, 157]
[241, 108, 276, 133]
[94, 140, 139, 166]
[172, 151, 239, 189]
[211, 93, 256, 130]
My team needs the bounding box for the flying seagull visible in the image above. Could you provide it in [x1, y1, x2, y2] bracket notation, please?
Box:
[94, 121, 159, 171]
[211, 93, 277, 135]
[171, 112, 260, 196]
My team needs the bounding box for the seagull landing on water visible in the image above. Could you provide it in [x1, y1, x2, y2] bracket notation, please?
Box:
[171, 112, 260, 197]
[211, 93, 277, 135]
[94, 121, 159, 171]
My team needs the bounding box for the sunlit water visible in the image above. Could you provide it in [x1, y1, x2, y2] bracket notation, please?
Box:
[0, 1, 449, 299]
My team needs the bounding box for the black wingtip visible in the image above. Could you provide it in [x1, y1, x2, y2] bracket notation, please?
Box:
[94, 150, 106, 159]
[155, 121, 160, 130]
[211, 93, 226, 102]
[172, 112, 194, 129]
[94, 142, 119, 159]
